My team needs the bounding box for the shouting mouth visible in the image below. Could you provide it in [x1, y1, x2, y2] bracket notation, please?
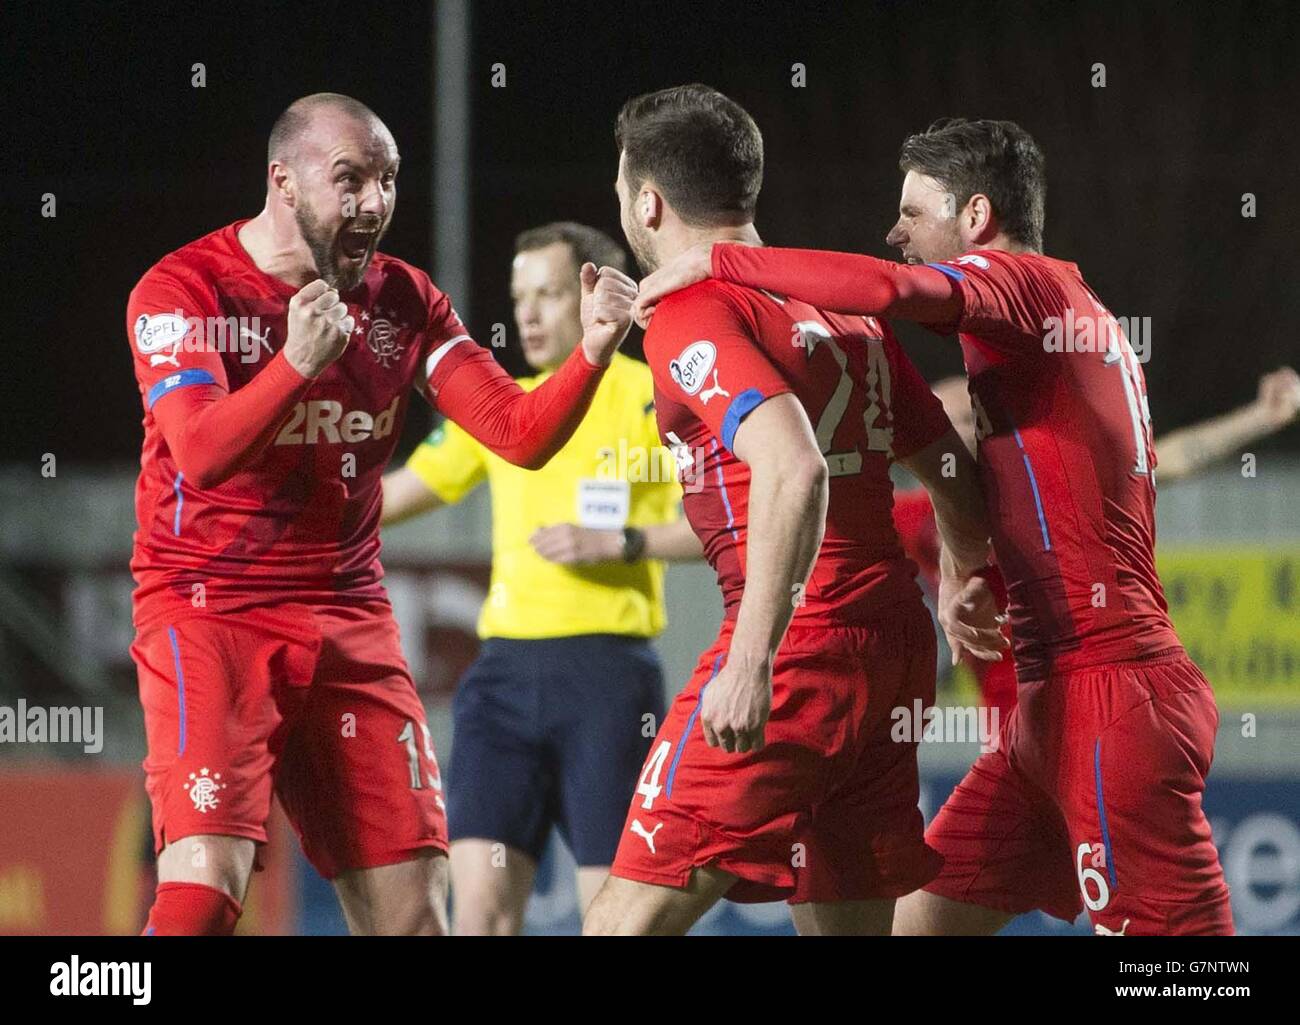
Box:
[339, 224, 380, 261]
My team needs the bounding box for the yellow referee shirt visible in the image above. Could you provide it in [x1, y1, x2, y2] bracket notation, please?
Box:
[406, 352, 682, 640]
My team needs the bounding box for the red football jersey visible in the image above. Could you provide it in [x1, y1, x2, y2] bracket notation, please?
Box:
[924, 249, 1180, 681]
[643, 280, 950, 626]
[126, 221, 476, 626]
[891, 487, 942, 592]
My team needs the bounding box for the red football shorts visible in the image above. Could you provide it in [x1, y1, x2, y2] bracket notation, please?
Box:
[923, 651, 1233, 935]
[611, 602, 942, 904]
[132, 600, 447, 879]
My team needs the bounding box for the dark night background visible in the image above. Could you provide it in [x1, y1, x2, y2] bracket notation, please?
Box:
[5, 0, 1299, 466]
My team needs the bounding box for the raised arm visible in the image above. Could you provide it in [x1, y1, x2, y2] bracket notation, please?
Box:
[423, 264, 636, 470]
[1154, 367, 1300, 483]
[633, 242, 962, 327]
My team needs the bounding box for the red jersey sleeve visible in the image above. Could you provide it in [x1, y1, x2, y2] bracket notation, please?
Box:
[712, 244, 961, 326]
[642, 284, 791, 453]
[922, 250, 1067, 350]
[127, 266, 315, 488]
[417, 281, 606, 469]
[127, 267, 229, 411]
[418, 286, 474, 385]
[881, 327, 953, 459]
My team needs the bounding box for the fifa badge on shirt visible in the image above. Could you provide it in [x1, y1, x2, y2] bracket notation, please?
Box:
[577, 478, 630, 530]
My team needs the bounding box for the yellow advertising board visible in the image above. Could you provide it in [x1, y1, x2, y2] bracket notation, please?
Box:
[1157, 546, 1300, 705]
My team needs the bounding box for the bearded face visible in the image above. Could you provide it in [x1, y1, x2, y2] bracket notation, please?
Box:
[294, 193, 388, 293]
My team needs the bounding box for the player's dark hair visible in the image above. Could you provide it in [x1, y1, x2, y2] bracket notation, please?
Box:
[268, 93, 383, 166]
[514, 221, 629, 275]
[899, 118, 1046, 251]
[615, 84, 763, 227]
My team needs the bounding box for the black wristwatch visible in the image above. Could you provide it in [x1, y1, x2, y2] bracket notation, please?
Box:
[621, 526, 647, 563]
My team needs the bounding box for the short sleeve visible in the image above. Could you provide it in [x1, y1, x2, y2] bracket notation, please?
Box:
[405, 417, 488, 504]
[126, 267, 229, 413]
[642, 286, 791, 453]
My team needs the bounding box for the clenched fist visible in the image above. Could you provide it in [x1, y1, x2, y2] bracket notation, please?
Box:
[578, 263, 637, 367]
[283, 279, 356, 379]
[1255, 366, 1300, 430]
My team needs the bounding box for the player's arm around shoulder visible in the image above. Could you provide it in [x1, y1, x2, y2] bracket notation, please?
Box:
[930, 248, 1072, 348]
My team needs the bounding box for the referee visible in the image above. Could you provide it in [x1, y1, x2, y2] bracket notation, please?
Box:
[382, 222, 701, 934]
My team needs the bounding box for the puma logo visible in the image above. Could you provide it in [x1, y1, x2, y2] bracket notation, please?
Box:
[698, 370, 730, 405]
[630, 818, 663, 853]
[240, 325, 274, 356]
[1094, 918, 1130, 936]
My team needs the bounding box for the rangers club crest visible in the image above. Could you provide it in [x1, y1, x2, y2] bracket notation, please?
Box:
[183, 767, 227, 813]
[364, 307, 406, 368]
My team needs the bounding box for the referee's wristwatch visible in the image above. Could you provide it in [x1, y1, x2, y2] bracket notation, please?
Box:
[620, 526, 647, 563]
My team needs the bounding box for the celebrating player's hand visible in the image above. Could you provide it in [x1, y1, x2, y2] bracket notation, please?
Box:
[283, 279, 356, 378]
[578, 263, 638, 366]
[1255, 366, 1300, 429]
[529, 523, 622, 565]
[632, 241, 715, 328]
[938, 572, 1009, 665]
[700, 657, 772, 754]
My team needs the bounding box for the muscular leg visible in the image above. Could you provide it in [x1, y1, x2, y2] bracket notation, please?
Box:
[156, 833, 255, 899]
[333, 848, 449, 936]
[145, 834, 254, 934]
[893, 890, 1013, 935]
[790, 898, 896, 936]
[450, 839, 538, 935]
[582, 866, 736, 936]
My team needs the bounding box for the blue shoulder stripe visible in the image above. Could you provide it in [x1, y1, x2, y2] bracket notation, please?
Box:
[925, 262, 965, 282]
